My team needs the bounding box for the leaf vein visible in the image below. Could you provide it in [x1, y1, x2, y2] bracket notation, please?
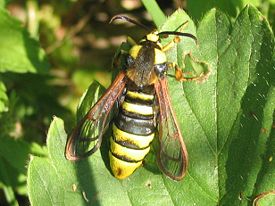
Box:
[187, 172, 218, 202]
[182, 85, 216, 156]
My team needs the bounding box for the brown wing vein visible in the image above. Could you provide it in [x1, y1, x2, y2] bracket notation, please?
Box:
[155, 78, 188, 180]
[65, 71, 127, 160]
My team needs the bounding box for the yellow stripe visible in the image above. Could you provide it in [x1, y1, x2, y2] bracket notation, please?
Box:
[129, 45, 142, 59]
[154, 48, 167, 64]
[126, 90, 154, 101]
[146, 33, 159, 42]
[122, 101, 153, 115]
[112, 124, 154, 148]
[109, 152, 142, 179]
[110, 138, 150, 162]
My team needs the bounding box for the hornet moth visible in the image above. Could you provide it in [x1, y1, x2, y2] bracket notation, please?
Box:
[65, 15, 199, 181]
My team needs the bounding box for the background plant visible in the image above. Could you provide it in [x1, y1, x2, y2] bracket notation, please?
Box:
[0, 0, 274, 206]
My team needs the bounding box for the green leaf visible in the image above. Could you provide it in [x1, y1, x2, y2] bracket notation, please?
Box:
[0, 137, 38, 174]
[169, 5, 274, 205]
[0, 8, 49, 73]
[0, 135, 46, 193]
[28, 117, 133, 206]
[186, 0, 261, 21]
[27, 7, 274, 206]
[0, 158, 19, 206]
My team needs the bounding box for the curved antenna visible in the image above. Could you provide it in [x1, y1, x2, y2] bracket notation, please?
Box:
[158, 31, 197, 43]
[110, 15, 150, 31]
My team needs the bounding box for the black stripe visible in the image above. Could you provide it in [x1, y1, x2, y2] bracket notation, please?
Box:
[112, 135, 150, 150]
[114, 140, 140, 149]
[124, 95, 154, 105]
[110, 151, 141, 163]
[126, 84, 155, 95]
[115, 112, 155, 135]
[121, 108, 154, 120]
[112, 135, 139, 149]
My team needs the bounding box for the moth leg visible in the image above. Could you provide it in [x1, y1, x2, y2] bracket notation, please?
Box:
[178, 20, 189, 31]
[168, 62, 209, 82]
[162, 20, 191, 52]
[162, 36, 181, 52]
[175, 64, 202, 82]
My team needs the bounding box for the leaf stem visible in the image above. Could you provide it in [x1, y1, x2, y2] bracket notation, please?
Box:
[141, 0, 166, 28]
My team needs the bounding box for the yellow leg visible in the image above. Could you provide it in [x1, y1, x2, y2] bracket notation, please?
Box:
[173, 64, 210, 82]
[162, 21, 190, 52]
[162, 36, 181, 52]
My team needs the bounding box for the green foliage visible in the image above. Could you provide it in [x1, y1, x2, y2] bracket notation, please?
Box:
[141, 0, 166, 28]
[0, 0, 273, 205]
[0, 0, 9, 8]
[0, 8, 49, 73]
[0, 82, 8, 113]
[170, 6, 275, 205]
[187, 0, 255, 20]
[0, 131, 47, 206]
[27, 6, 274, 206]
[187, 0, 274, 27]
[0, 3, 51, 205]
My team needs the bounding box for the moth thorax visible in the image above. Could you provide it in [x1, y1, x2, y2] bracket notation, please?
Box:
[146, 32, 159, 42]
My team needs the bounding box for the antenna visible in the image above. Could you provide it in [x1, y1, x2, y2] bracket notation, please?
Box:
[158, 20, 197, 43]
[110, 15, 150, 31]
[158, 31, 197, 43]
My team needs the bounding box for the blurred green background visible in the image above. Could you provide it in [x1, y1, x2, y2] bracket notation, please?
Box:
[0, 0, 274, 205]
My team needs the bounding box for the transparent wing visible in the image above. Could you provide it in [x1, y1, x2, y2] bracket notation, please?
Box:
[154, 78, 188, 180]
[65, 71, 127, 160]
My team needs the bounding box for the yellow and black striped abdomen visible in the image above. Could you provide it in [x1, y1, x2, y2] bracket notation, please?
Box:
[109, 89, 155, 179]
